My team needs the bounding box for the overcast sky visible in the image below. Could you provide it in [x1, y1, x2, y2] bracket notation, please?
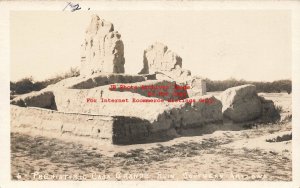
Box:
[11, 10, 291, 82]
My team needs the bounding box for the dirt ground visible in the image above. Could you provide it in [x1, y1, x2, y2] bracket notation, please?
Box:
[11, 93, 292, 181]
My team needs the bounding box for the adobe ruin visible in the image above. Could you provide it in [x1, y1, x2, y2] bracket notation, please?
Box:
[10, 15, 278, 145]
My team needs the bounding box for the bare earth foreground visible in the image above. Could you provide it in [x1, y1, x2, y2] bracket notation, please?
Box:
[11, 93, 292, 181]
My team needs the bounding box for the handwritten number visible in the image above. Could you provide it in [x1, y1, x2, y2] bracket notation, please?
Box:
[63, 2, 82, 12]
[71, 4, 81, 12]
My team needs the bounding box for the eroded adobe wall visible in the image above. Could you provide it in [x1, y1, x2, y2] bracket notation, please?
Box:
[11, 105, 114, 141]
[80, 15, 125, 75]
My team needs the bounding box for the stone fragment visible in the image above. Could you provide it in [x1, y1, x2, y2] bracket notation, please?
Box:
[220, 84, 262, 122]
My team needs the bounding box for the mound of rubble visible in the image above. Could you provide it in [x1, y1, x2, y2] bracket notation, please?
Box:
[219, 84, 279, 123]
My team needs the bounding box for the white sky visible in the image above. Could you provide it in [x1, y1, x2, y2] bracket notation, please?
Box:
[11, 10, 291, 82]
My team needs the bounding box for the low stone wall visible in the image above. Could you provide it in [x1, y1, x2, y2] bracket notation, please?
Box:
[43, 74, 147, 90]
[11, 105, 114, 141]
[11, 105, 174, 145]
[11, 93, 223, 145]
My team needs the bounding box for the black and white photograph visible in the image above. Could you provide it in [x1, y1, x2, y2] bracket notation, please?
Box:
[1, 1, 300, 187]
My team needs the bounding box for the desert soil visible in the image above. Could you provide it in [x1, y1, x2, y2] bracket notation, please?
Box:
[11, 93, 292, 181]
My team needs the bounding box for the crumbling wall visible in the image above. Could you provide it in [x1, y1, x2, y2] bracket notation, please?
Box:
[138, 42, 206, 97]
[11, 105, 114, 141]
[139, 42, 182, 74]
[52, 87, 223, 133]
[80, 15, 125, 76]
[11, 93, 223, 145]
[139, 42, 191, 81]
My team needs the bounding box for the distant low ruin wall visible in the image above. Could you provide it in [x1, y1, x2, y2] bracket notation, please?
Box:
[69, 74, 147, 89]
[49, 74, 147, 89]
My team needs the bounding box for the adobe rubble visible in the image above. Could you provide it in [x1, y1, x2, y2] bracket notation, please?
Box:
[139, 42, 207, 96]
[219, 84, 279, 123]
[139, 42, 191, 81]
